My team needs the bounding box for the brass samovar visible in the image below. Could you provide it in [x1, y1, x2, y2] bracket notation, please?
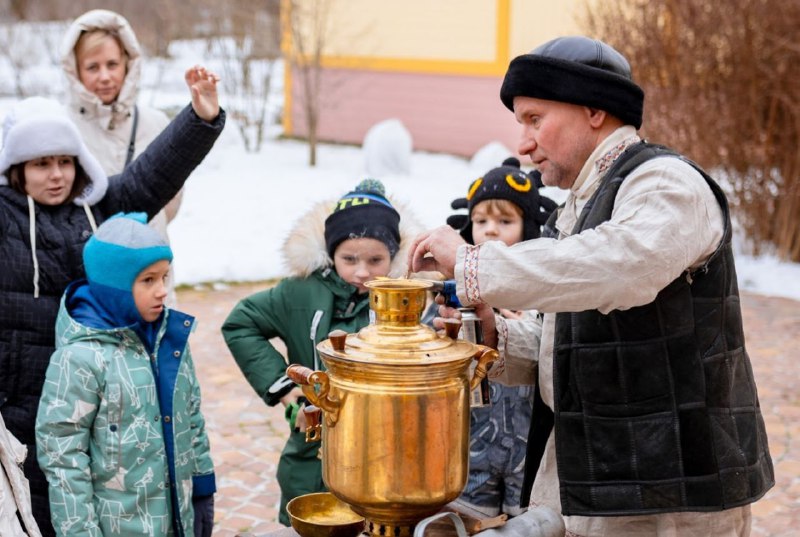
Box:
[287, 278, 497, 537]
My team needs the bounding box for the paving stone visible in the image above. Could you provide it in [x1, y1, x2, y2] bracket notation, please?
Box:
[776, 459, 800, 475]
[221, 515, 262, 534]
[775, 405, 800, 418]
[237, 502, 278, 518]
[214, 529, 242, 537]
[178, 284, 800, 536]
[251, 521, 285, 534]
[751, 498, 782, 517]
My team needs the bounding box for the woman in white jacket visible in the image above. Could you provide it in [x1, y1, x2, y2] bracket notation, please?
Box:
[0, 414, 41, 537]
[60, 9, 181, 302]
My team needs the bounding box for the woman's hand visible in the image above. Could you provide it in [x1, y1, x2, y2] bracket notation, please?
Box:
[185, 65, 220, 122]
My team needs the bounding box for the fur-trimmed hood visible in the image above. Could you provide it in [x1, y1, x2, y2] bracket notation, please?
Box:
[0, 96, 108, 206]
[282, 195, 424, 279]
[60, 9, 143, 125]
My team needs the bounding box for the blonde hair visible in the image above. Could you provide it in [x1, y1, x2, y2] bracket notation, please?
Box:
[74, 29, 127, 65]
[471, 198, 523, 218]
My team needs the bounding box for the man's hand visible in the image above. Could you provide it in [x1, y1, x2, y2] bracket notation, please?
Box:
[498, 308, 524, 320]
[408, 225, 466, 279]
[185, 65, 220, 122]
[431, 300, 499, 350]
[474, 303, 499, 349]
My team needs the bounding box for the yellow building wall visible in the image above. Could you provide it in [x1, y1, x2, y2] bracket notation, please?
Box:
[323, 0, 499, 62]
[286, 0, 585, 77]
[510, 0, 586, 55]
[284, 0, 587, 141]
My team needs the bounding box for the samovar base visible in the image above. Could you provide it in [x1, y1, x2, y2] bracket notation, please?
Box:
[364, 519, 415, 537]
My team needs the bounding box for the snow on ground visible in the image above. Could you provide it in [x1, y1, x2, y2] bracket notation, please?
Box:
[170, 131, 800, 303]
[1, 31, 799, 301]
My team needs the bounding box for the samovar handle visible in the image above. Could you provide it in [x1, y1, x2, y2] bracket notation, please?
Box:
[286, 364, 341, 425]
[469, 347, 499, 391]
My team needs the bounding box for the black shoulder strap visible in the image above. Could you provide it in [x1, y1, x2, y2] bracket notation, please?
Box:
[520, 379, 554, 507]
[572, 142, 681, 233]
[608, 142, 678, 181]
[541, 204, 561, 239]
[574, 140, 730, 275]
[124, 105, 139, 169]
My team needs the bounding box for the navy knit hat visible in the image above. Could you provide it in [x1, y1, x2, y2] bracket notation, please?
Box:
[84, 212, 173, 293]
[447, 157, 557, 243]
[500, 36, 644, 129]
[324, 179, 401, 258]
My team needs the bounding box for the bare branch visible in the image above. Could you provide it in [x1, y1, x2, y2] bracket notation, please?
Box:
[584, 0, 800, 261]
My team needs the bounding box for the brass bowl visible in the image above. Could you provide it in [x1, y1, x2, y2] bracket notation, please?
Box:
[286, 492, 365, 537]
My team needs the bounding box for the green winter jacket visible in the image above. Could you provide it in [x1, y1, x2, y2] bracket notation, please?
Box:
[36, 284, 214, 537]
[222, 268, 372, 406]
[222, 267, 372, 523]
[221, 196, 421, 525]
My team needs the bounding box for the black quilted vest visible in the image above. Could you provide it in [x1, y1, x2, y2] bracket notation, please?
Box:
[522, 142, 774, 517]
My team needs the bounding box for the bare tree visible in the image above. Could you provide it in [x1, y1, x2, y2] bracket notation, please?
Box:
[285, 0, 336, 167]
[0, 19, 67, 97]
[203, 0, 281, 152]
[0, 24, 26, 96]
[582, 0, 800, 261]
[2, 0, 223, 56]
[209, 35, 278, 152]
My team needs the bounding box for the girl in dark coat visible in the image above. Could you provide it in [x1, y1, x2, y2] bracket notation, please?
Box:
[0, 66, 224, 536]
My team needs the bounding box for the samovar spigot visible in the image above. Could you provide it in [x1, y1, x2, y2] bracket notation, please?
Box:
[303, 405, 322, 443]
[443, 318, 496, 390]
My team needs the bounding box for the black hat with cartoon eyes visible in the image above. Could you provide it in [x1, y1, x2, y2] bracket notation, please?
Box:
[448, 157, 557, 244]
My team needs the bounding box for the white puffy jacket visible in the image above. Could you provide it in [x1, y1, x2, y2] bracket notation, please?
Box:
[0, 414, 41, 537]
[60, 10, 181, 300]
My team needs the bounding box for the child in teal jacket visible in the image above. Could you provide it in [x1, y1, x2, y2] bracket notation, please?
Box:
[36, 213, 215, 537]
[222, 179, 420, 525]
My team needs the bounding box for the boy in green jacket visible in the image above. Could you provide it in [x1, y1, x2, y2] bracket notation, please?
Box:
[36, 213, 215, 537]
[222, 179, 419, 525]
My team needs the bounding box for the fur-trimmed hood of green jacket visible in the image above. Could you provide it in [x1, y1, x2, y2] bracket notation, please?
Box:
[281, 194, 423, 278]
[222, 191, 424, 407]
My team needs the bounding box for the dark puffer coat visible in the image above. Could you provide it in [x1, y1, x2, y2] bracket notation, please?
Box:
[0, 104, 224, 535]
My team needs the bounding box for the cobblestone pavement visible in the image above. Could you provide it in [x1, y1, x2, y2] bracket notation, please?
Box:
[178, 283, 800, 536]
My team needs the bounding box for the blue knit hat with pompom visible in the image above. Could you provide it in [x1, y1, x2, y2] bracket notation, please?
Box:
[83, 212, 173, 292]
[324, 179, 401, 258]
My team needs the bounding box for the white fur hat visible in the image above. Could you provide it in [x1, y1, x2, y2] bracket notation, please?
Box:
[0, 96, 107, 205]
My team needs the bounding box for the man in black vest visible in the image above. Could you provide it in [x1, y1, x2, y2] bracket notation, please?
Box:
[408, 36, 773, 536]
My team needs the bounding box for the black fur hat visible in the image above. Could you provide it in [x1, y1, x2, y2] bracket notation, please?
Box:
[500, 36, 644, 129]
[448, 157, 557, 244]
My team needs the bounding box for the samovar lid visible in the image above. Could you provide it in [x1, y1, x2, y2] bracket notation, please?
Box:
[316, 278, 478, 365]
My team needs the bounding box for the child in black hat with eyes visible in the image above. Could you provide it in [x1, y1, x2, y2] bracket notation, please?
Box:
[443, 157, 555, 518]
[221, 179, 421, 525]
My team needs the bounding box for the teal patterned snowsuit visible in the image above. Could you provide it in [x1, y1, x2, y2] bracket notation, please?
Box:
[36, 282, 214, 536]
